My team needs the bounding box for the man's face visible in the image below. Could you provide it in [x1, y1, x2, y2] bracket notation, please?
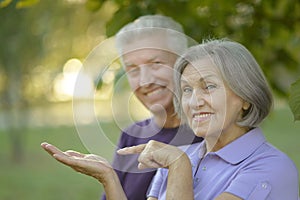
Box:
[121, 37, 178, 114]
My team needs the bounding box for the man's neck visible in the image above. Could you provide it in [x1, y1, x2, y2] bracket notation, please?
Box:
[153, 113, 181, 129]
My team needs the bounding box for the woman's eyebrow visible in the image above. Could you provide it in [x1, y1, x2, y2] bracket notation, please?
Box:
[180, 74, 212, 82]
[199, 75, 217, 82]
[180, 79, 188, 84]
[180, 72, 218, 84]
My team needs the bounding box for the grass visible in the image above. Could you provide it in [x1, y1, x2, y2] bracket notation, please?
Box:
[0, 124, 120, 200]
[261, 106, 300, 171]
[0, 106, 299, 200]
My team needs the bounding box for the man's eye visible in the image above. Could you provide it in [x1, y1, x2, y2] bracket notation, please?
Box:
[151, 61, 162, 69]
[127, 67, 139, 75]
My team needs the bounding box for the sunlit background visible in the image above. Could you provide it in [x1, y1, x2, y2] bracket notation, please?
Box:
[0, 0, 299, 199]
[0, 0, 150, 129]
[0, 1, 151, 199]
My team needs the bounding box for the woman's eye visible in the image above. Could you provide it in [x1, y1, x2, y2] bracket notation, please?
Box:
[205, 84, 217, 90]
[182, 87, 192, 94]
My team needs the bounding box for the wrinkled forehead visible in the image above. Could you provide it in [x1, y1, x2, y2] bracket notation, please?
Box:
[179, 58, 225, 87]
[182, 58, 220, 78]
[122, 47, 176, 62]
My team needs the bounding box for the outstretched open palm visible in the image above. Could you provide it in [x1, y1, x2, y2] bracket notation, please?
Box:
[41, 142, 113, 182]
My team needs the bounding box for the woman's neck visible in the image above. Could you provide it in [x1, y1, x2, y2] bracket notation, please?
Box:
[205, 126, 250, 152]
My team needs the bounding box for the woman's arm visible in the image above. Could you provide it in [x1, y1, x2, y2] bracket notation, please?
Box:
[167, 152, 194, 200]
[147, 197, 158, 200]
[215, 193, 242, 200]
[41, 142, 127, 200]
[118, 140, 194, 200]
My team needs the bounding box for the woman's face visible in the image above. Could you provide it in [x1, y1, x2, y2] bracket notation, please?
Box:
[180, 58, 248, 143]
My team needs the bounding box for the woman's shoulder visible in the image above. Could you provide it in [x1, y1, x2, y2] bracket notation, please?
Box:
[256, 142, 298, 172]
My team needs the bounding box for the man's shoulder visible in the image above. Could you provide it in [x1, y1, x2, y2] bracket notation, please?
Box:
[123, 118, 152, 131]
[118, 118, 153, 143]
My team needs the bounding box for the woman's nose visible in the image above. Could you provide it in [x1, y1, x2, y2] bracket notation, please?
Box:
[189, 90, 205, 108]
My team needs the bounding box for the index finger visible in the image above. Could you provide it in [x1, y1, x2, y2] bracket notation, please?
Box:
[41, 142, 65, 157]
[117, 144, 146, 155]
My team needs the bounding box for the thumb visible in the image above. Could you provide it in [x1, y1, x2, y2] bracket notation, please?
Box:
[117, 144, 146, 155]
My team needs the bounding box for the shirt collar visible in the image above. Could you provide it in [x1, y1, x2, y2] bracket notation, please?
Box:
[214, 128, 266, 164]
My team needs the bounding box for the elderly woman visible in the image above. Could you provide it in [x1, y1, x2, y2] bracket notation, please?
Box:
[42, 39, 299, 200]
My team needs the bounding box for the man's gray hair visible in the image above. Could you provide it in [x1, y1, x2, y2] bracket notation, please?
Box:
[115, 15, 188, 57]
[173, 39, 273, 127]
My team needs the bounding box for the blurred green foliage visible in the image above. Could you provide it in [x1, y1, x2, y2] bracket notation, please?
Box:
[289, 78, 300, 121]
[98, 0, 300, 97]
[0, 0, 109, 105]
[87, 0, 300, 121]
[3, 0, 299, 97]
[1, 0, 300, 117]
[91, 0, 300, 120]
[0, 0, 114, 161]
[0, 0, 39, 8]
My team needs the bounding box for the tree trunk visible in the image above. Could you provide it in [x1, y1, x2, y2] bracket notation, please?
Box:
[4, 69, 28, 163]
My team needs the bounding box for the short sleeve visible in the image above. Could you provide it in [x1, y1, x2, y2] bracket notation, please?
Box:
[247, 181, 271, 200]
[225, 153, 299, 200]
[226, 179, 271, 200]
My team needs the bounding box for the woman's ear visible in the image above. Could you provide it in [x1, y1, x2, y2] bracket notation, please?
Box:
[242, 101, 250, 111]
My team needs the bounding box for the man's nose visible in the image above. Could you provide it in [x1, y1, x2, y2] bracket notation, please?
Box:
[139, 65, 154, 87]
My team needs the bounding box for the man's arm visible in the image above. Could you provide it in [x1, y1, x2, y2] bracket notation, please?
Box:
[41, 142, 127, 200]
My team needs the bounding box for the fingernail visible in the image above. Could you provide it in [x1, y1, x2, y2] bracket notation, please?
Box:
[116, 149, 124, 153]
[117, 148, 127, 153]
[41, 142, 48, 146]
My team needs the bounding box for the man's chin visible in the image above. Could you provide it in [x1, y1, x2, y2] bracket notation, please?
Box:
[148, 104, 167, 114]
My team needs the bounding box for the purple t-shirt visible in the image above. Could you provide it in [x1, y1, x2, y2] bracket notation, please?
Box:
[148, 128, 299, 200]
[101, 118, 203, 200]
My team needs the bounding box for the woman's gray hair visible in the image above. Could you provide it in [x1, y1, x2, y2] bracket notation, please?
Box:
[115, 15, 188, 57]
[173, 39, 273, 127]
